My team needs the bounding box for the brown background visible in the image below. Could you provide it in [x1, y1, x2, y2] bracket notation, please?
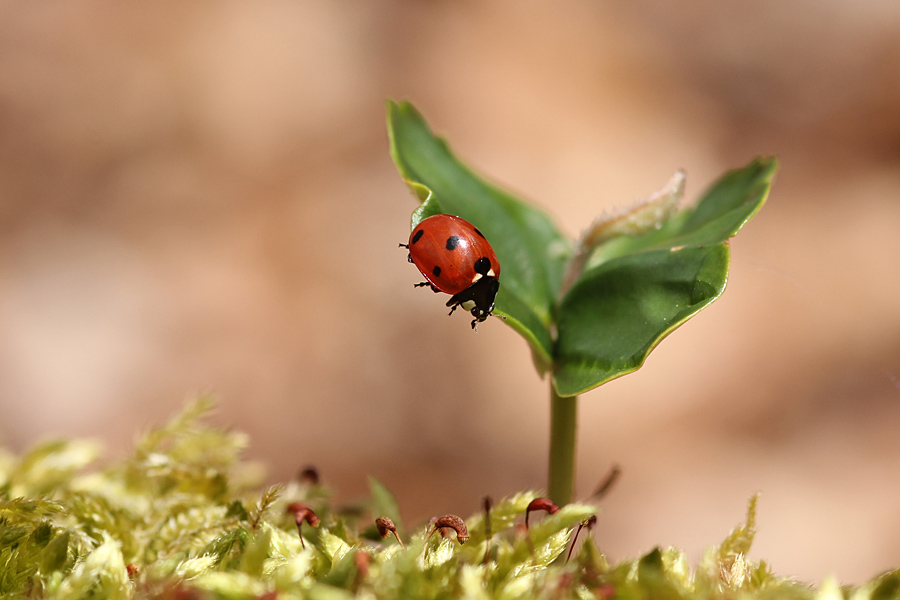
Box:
[1, 0, 899, 584]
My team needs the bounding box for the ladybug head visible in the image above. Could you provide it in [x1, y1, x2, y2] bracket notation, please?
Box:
[446, 276, 500, 329]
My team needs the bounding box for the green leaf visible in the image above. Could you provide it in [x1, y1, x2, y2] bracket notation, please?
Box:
[40, 531, 70, 574]
[368, 476, 404, 538]
[591, 157, 776, 263]
[388, 100, 571, 365]
[388, 102, 774, 395]
[238, 528, 272, 577]
[554, 244, 730, 396]
[678, 157, 775, 240]
[717, 494, 758, 561]
[553, 158, 775, 396]
[872, 572, 900, 600]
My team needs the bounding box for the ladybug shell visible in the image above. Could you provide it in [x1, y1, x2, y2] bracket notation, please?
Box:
[408, 215, 500, 295]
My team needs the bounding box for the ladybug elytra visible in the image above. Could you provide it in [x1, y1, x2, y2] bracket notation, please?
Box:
[399, 214, 501, 329]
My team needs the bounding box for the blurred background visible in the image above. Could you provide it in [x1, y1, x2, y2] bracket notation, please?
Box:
[1, 0, 899, 584]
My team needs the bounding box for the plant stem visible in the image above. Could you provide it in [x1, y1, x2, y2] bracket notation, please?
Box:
[548, 388, 578, 506]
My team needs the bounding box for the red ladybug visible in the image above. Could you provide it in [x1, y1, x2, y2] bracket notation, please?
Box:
[400, 214, 501, 329]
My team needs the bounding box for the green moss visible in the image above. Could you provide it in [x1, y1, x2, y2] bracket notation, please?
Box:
[0, 400, 895, 599]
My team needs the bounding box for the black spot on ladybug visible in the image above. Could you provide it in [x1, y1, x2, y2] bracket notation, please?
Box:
[446, 235, 460, 251]
[432, 265, 442, 278]
[474, 227, 485, 238]
[473, 257, 492, 276]
[411, 229, 424, 244]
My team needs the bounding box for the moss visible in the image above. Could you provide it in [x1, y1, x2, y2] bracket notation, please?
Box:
[0, 399, 896, 600]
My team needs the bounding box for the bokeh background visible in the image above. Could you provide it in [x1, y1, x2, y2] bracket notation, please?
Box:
[2, 0, 899, 584]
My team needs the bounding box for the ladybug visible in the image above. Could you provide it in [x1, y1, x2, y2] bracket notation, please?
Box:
[399, 214, 501, 329]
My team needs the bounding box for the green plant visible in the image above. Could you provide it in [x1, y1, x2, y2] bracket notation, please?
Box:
[2, 401, 898, 599]
[388, 101, 776, 505]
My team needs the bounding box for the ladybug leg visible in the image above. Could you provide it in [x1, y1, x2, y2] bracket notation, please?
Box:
[398, 244, 414, 263]
[447, 301, 459, 317]
[414, 281, 441, 293]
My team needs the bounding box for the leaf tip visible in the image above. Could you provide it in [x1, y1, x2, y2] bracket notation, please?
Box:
[749, 155, 780, 181]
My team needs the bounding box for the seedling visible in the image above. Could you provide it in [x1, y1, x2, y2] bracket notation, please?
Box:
[389, 101, 776, 504]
